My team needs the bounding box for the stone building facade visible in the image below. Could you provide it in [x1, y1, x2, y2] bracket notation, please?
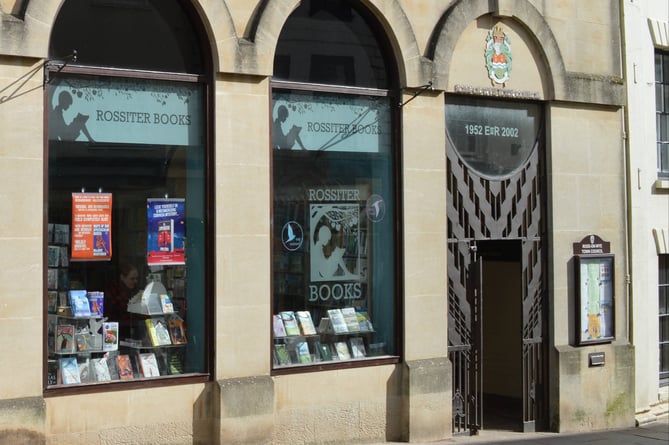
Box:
[0, 1, 649, 444]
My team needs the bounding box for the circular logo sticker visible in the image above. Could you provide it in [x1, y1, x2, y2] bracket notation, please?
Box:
[281, 221, 303, 251]
[366, 194, 386, 223]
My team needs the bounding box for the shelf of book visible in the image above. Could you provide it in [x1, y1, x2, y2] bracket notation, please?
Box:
[272, 307, 383, 368]
[47, 288, 188, 386]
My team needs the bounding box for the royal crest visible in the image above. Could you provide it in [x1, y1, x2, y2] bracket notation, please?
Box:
[485, 25, 512, 86]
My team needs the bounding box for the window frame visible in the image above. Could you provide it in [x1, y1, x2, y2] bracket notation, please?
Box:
[269, 79, 403, 376]
[655, 50, 669, 179]
[42, 63, 215, 395]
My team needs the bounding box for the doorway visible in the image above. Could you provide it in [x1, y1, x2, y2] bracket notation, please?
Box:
[478, 240, 523, 431]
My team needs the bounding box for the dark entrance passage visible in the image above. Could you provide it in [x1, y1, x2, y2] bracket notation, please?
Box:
[479, 240, 523, 432]
[445, 96, 547, 436]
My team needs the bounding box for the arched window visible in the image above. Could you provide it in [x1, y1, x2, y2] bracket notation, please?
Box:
[45, 0, 212, 389]
[271, 0, 400, 371]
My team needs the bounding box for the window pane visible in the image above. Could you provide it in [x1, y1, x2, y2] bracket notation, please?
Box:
[662, 343, 669, 375]
[659, 143, 669, 175]
[659, 114, 669, 141]
[446, 96, 542, 179]
[273, 0, 390, 89]
[271, 90, 396, 367]
[50, 0, 204, 73]
[655, 52, 663, 81]
[47, 73, 207, 386]
[656, 84, 664, 113]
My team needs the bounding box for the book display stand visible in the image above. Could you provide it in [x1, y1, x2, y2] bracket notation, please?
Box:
[272, 307, 383, 368]
[46, 272, 188, 386]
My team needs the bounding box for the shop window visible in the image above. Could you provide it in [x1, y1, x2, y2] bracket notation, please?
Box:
[656, 51, 669, 178]
[271, 0, 399, 371]
[45, 0, 211, 389]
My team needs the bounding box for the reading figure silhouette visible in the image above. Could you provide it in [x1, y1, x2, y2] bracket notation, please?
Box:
[50, 91, 94, 141]
[272, 105, 305, 149]
[312, 225, 357, 280]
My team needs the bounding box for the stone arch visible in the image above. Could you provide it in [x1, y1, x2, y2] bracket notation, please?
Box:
[7, 0, 231, 72]
[429, 0, 564, 99]
[248, 0, 429, 87]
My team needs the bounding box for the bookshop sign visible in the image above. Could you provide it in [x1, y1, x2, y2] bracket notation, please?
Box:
[272, 91, 391, 153]
[308, 186, 366, 303]
[48, 75, 203, 146]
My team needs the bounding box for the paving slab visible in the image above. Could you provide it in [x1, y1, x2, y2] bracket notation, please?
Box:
[369, 418, 668, 445]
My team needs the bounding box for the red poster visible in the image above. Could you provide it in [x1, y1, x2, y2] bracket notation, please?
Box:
[71, 193, 112, 261]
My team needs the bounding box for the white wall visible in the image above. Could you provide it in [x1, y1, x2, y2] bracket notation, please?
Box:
[623, 0, 669, 412]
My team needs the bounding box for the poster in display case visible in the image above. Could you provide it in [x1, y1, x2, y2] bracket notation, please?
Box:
[575, 254, 615, 345]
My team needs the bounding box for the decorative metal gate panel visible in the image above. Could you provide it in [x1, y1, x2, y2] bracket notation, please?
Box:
[447, 130, 547, 434]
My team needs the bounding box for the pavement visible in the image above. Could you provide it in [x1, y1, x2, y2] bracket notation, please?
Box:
[370, 418, 668, 445]
[439, 419, 668, 444]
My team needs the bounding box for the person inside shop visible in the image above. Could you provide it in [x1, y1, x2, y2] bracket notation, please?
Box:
[105, 263, 140, 331]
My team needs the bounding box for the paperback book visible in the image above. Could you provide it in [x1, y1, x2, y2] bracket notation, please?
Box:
[272, 314, 287, 338]
[168, 352, 184, 374]
[327, 309, 349, 334]
[274, 344, 291, 366]
[60, 357, 80, 385]
[138, 352, 161, 377]
[78, 358, 92, 383]
[87, 291, 104, 317]
[356, 311, 374, 331]
[75, 333, 88, 352]
[295, 311, 316, 335]
[102, 322, 119, 352]
[279, 311, 301, 336]
[341, 307, 361, 332]
[69, 290, 91, 317]
[47, 291, 58, 313]
[92, 356, 111, 382]
[349, 337, 367, 358]
[47, 268, 58, 290]
[159, 294, 174, 313]
[167, 317, 187, 344]
[55, 324, 75, 353]
[47, 245, 60, 267]
[318, 342, 332, 361]
[296, 341, 312, 364]
[116, 354, 134, 380]
[334, 341, 351, 360]
[146, 318, 172, 346]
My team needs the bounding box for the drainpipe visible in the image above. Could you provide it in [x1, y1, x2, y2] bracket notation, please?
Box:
[619, 0, 633, 344]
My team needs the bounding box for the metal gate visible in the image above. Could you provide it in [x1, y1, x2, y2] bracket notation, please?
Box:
[446, 132, 547, 434]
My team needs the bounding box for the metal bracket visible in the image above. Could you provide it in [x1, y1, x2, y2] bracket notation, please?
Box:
[0, 50, 77, 105]
[398, 81, 433, 108]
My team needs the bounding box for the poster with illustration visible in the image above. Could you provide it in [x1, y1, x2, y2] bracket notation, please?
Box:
[147, 198, 185, 265]
[71, 193, 112, 261]
[309, 203, 361, 283]
[577, 255, 614, 345]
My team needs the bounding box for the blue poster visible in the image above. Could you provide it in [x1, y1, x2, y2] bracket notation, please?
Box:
[147, 198, 185, 266]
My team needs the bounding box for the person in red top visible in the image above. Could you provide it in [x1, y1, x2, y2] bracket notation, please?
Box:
[105, 264, 139, 326]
